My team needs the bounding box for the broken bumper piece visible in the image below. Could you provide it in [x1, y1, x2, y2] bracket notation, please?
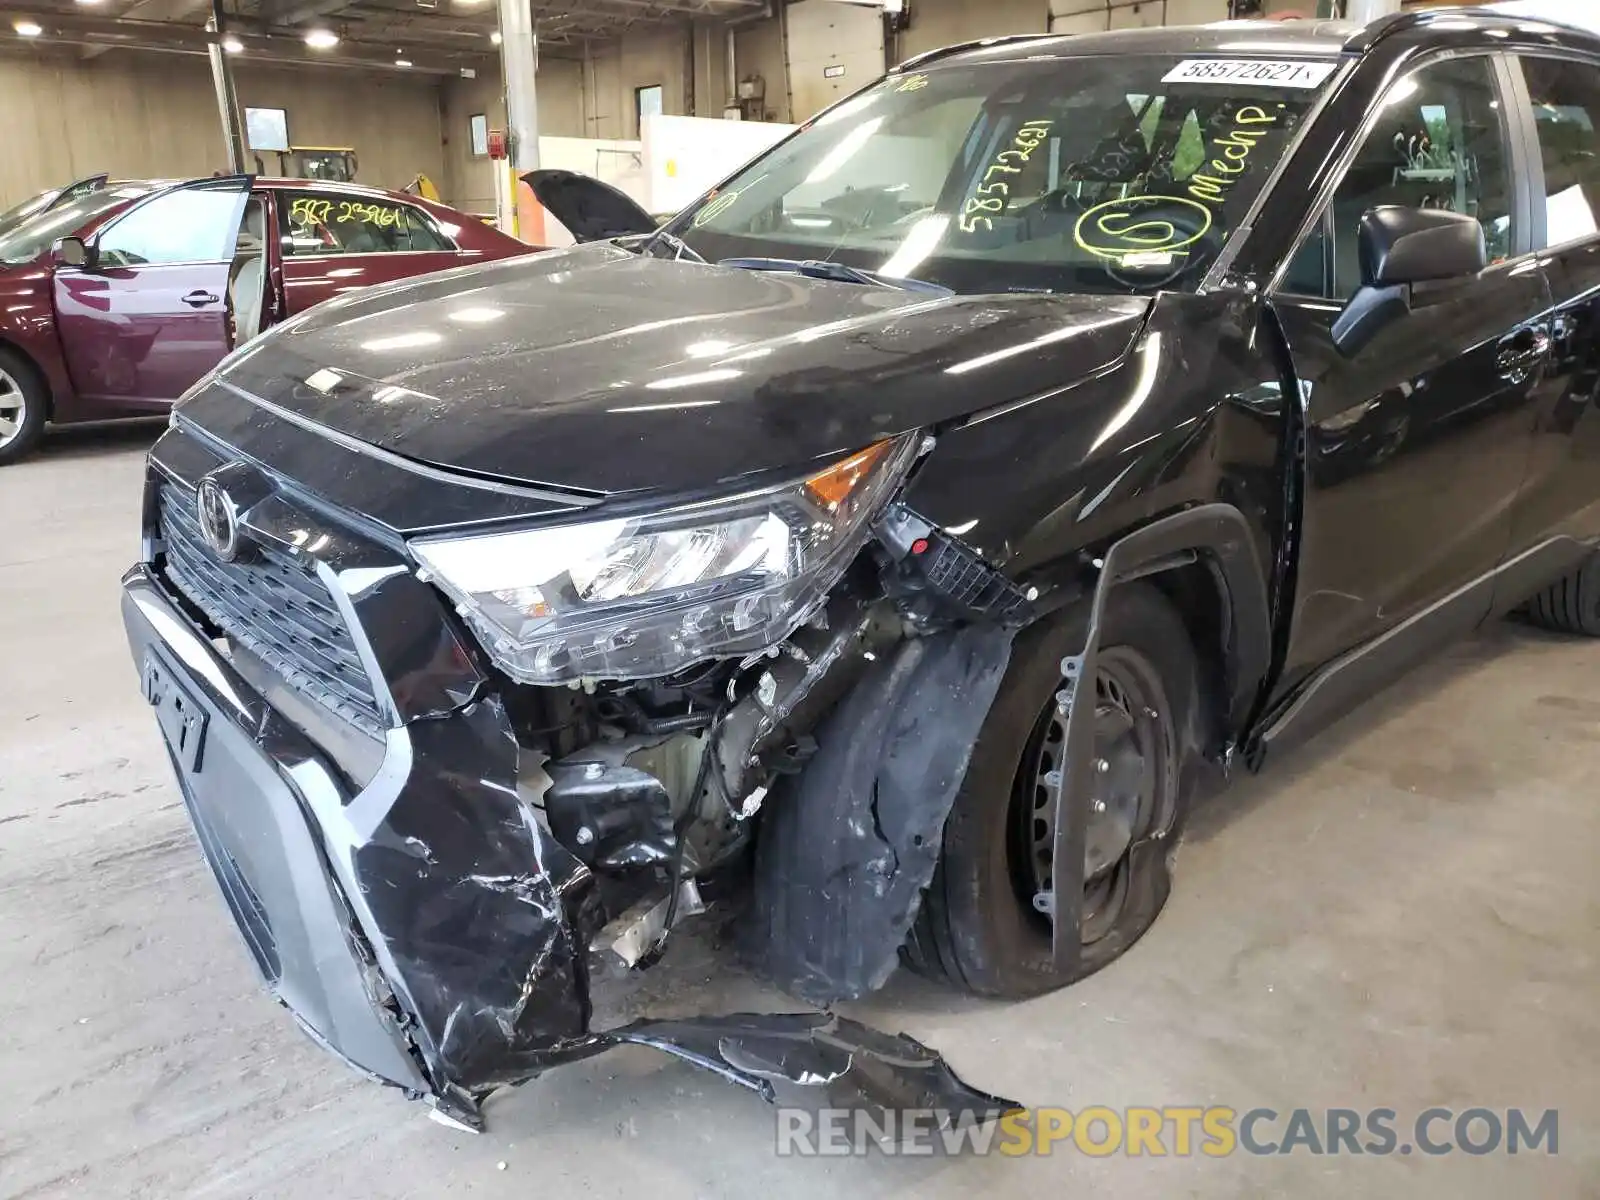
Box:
[601, 1012, 1016, 1134]
[122, 565, 1013, 1133]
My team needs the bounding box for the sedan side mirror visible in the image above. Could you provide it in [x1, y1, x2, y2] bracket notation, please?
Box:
[52, 236, 93, 270]
[1331, 206, 1486, 357]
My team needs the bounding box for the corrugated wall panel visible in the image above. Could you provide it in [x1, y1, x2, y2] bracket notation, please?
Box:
[0, 53, 446, 208]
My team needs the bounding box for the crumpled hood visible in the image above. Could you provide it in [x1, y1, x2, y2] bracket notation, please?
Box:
[217, 241, 1151, 496]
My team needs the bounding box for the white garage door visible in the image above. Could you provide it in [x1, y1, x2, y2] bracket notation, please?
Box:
[786, 0, 887, 121]
[1048, 0, 1230, 34]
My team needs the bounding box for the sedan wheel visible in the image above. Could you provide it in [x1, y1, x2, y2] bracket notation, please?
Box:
[0, 367, 26, 444]
[0, 351, 47, 466]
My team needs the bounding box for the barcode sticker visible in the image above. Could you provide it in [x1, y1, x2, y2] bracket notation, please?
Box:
[1161, 59, 1338, 89]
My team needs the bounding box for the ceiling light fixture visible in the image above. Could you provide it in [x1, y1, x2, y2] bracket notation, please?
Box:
[14, 19, 43, 35]
[303, 27, 339, 48]
[395, 56, 412, 67]
[490, 29, 502, 44]
[222, 34, 243, 52]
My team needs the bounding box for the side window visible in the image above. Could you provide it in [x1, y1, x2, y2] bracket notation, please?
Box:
[98, 189, 245, 267]
[276, 190, 456, 256]
[1519, 56, 1600, 247]
[1284, 57, 1513, 299]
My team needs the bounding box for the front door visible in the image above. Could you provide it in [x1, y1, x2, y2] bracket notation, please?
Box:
[53, 178, 249, 407]
[1269, 54, 1551, 689]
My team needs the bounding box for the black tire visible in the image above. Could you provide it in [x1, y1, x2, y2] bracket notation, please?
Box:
[0, 347, 48, 467]
[1523, 555, 1600, 636]
[904, 582, 1203, 998]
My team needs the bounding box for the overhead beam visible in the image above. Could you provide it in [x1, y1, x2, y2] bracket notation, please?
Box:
[0, 34, 473, 73]
[80, 0, 212, 58]
[0, 7, 499, 66]
[269, 0, 358, 28]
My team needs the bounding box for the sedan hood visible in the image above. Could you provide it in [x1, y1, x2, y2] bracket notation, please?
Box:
[218, 241, 1151, 497]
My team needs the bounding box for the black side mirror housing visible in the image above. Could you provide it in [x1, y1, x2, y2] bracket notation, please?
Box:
[52, 236, 92, 270]
[1332, 206, 1487, 357]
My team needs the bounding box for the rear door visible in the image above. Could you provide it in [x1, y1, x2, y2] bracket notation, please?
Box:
[1498, 51, 1600, 596]
[1268, 53, 1551, 687]
[52, 177, 248, 407]
[273, 187, 474, 317]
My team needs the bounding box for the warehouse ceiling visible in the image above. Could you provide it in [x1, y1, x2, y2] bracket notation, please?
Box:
[1, 0, 767, 72]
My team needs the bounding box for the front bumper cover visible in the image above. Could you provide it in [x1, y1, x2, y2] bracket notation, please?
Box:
[123, 565, 1013, 1129]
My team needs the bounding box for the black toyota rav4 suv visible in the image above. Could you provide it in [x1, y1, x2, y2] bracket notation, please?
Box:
[123, 10, 1600, 1127]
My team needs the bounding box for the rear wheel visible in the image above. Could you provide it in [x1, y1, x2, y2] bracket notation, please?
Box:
[1523, 554, 1600, 637]
[904, 582, 1200, 998]
[0, 349, 48, 467]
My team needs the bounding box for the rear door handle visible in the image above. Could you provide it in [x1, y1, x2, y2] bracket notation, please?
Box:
[182, 290, 220, 307]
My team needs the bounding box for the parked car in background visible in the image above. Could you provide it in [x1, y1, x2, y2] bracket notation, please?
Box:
[0, 175, 534, 464]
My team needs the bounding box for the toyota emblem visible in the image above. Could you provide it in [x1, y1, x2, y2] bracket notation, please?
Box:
[196, 475, 242, 561]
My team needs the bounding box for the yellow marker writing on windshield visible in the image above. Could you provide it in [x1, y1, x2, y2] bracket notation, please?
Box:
[1072, 195, 1213, 259]
[961, 119, 1052, 234]
[1187, 105, 1276, 207]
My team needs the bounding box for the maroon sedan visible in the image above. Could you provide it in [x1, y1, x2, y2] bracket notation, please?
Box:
[0, 175, 533, 464]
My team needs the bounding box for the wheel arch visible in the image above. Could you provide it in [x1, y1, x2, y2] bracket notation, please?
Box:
[1032, 502, 1273, 750]
[0, 336, 56, 419]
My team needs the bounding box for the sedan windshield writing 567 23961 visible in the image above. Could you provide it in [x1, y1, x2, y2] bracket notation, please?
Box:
[672, 54, 1332, 296]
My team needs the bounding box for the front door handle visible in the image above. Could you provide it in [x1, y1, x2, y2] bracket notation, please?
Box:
[182, 290, 220, 308]
[1496, 327, 1551, 383]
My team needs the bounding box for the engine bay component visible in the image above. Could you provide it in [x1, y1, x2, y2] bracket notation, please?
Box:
[602, 879, 706, 969]
[875, 505, 1036, 627]
[545, 745, 677, 871]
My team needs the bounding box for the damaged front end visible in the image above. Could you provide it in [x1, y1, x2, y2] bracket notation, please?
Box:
[124, 424, 1030, 1130]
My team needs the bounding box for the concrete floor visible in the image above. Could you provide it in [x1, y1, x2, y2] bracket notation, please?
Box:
[2, 424, 1598, 1199]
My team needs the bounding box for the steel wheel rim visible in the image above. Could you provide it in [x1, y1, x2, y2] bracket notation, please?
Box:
[1011, 645, 1173, 944]
[0, 367, 24, 449]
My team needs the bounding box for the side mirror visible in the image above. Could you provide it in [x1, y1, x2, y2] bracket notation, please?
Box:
[52, 236, 92, 270]
[1332, 206, 1486, 357]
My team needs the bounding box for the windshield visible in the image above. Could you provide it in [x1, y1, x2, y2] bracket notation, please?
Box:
[671, 54, 1337, 295]
[0, 186, 151, 266]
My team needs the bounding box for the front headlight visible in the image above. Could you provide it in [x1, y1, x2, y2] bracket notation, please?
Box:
[411, 435, 918, 684]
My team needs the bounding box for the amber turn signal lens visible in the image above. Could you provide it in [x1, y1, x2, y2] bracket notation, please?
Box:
[803, 440, 894, 512]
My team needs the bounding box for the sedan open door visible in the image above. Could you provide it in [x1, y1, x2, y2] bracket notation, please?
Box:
[51, 176, 251, 410]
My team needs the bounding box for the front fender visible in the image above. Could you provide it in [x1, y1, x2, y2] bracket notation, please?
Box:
[0, 267, 72, 413]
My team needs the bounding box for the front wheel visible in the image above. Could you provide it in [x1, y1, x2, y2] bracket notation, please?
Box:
[904, 582, 1201, 998]
[0, 348, 48, 467]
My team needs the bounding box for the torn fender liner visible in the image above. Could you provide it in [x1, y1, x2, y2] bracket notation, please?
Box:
[749, 625, 1015, 1004]
[605, 1012, 1017, 1130]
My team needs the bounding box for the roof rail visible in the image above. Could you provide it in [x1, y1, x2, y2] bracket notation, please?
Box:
[1341, 5, 1499, 52]
[891, 33, 1057, 74]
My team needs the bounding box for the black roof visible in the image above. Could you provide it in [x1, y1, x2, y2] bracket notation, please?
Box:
[893, 7, 1600, 73]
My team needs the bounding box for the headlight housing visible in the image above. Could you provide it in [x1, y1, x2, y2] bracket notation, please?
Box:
[411, 435, 918, 684]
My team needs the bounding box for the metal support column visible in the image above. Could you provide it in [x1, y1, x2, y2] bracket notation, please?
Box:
[497, 0, 543, 241]
[206, 0, 247, 174]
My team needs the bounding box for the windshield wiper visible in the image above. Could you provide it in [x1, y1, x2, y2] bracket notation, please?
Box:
[717, 256, 951, 297]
